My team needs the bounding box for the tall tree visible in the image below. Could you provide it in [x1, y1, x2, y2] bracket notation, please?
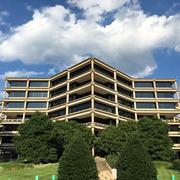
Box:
[13, 112, 57, 163]
[58, 133, 98, 180]
[116, 134, 157, 180]
[95, 121, 138, 156]
[138, 117, 174, 161]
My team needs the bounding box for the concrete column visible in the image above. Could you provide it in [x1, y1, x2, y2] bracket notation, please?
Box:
[114, 71, 119, 126]
[66, 70, 70, 121]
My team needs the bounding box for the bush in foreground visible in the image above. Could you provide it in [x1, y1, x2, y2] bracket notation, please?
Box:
[116, 134, 157, 180]
[58, 133, 98, 180]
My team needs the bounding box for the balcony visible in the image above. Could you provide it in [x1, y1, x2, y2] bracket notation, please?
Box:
[50, 86, 67, 97]
[69, 92, 91, 103]
[95, 102, 115, 114]
[70, 80, 91, 91]
[117, 76, 132, 87]
[95, 80, 114, 91]
[118, 98, 134, 109]
[70, 64, 91, 78]
[94, 64, 114, 79]
[117, 86, 133, 98]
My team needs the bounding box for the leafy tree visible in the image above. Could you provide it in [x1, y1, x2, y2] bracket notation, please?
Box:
[58, 133, 98, 180]
[13, 112, 57, 163]
[95, 121, 138, 156]
[52, 121, 94, 158]
[116, 134, 157, 180]
[138, 117, 174, 161]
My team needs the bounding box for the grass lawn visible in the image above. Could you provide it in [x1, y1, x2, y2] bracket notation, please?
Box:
[0, 161, 179, 180]
[0, 163, 58, 180]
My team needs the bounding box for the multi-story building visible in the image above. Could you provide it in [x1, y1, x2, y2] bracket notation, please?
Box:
[0, 57, 180, 160]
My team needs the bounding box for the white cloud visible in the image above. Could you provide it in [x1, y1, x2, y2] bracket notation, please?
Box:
[0, 70, 44, 80]
[0, 2, 179, 77]
[0, 11, 9, 26]
[132, 65, 157, 78]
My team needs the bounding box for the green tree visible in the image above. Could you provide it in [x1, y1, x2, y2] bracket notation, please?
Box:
[95, 121, 138, 156]
[58, 133, 98, 180]
[13, 112, 57, 163]
[138, 117, 174, 161]
[52, 121, 94, 158]
[116, 134, 157, 180]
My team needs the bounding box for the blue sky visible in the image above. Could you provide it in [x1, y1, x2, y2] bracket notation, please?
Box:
[0, 0, 180, 98]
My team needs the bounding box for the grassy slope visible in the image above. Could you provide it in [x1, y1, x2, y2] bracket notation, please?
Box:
[0, 163, 58, 180]
[0, 161, 179, 180]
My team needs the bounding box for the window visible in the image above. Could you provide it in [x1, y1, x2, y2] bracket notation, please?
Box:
[9, 81, 27, 87]
[9, 91, 26, 97]
[95, 102, 115, 113]
[135, 82, 153, 88]
[94, 64, 114, 78]
[157, 92, 174, 98]
[156, 82, 174, 88]
[28, 91, 47, 97]
[119, 109, 135, 119]
[50, 97, 66, 107]
[51, 75, 67, 86]
[117, 76, 132, 87]
[159, 102, 176, 109]
[27, 102, 47, 108]
[118, 98, 134, 108]
[135, 92, 155, 98]
[69, 102, 91, 113]
[117, 86, 133, 97]
[7, 102, 24, 108]
[51, 86, 67, 97]
[136, 102, 156, 109]
[70, 64, 91, 78]
[49, 108, 66, 118]
[29, 81, 48, 87]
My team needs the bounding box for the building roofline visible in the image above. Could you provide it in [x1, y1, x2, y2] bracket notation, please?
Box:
[4, 57, 178, 81]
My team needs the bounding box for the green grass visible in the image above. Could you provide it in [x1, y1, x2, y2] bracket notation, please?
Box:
[0, 163, 58, 180]
[154, 161, 180, 180]
[0, 161, 179, 180]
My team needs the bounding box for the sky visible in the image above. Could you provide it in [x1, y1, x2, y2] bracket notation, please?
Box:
[0, 0, 180, 99]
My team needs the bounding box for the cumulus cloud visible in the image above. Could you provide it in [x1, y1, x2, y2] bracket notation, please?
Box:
[0, 1, 179, 77]
[0, 70, 44, 80]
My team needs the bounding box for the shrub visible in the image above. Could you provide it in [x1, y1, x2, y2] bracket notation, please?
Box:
[58, 133, 98, 180]
[116, 134, 157, 180]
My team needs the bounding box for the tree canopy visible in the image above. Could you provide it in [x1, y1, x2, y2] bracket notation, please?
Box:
[58, 133, 98, 180]
[116, 134, 157, 180]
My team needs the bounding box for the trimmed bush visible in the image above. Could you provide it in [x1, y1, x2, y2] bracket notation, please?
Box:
[116, 134, 157, 180]
[58, 133, 98, 180]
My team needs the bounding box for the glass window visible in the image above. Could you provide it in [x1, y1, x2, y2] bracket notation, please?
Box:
[9, 81, 27, 87]
[9, 91, 26, 97]
[135, 92, 155, 98]
[70, 64, 91, 78]
[136, 102, 156, 109]
[51, 75, 67, 86]
[156, 82, 174, 88]
[27, 102, 47, 108]
[49, 109, 66, 118]
[157, 92, 174, 98]
[95, 102, 115, 113]
[7, 102, 24, 108]
[159, 102, 176, 109]
[69, 102, 91, 113]
[135, 82, 153, 88]
[51, 86, 67, 97]
[50, 97, 66, 107]
[117, 76, 132, 87]
[29, 81, 48, 87]
[94, 64, 114, 78]
[28, 91, 47, 97]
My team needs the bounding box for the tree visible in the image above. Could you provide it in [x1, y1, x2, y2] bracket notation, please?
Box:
[138, 117, 174, 161]
[13, 112, 57, 163]
[95, 121, 138, 156]
[58, 133, 98, 180]
[116, 134, 157, 180]
[52, 121, 94, 159]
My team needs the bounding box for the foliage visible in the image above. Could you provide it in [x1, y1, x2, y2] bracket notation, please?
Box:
[172, 160, 180, 171]
[58, 133, 98, 180]
[138, 117, 174, 161]
[95, 121, 138, 156]
[52, 121, 94, 158]
[0, 162, 33, 171]
[105, 154, 118, 168]
[116, 134, 157, 180]
[13, 112, 57, 164]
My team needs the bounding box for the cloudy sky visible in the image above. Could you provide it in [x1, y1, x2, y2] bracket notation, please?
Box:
[0, 0, 180, 99]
